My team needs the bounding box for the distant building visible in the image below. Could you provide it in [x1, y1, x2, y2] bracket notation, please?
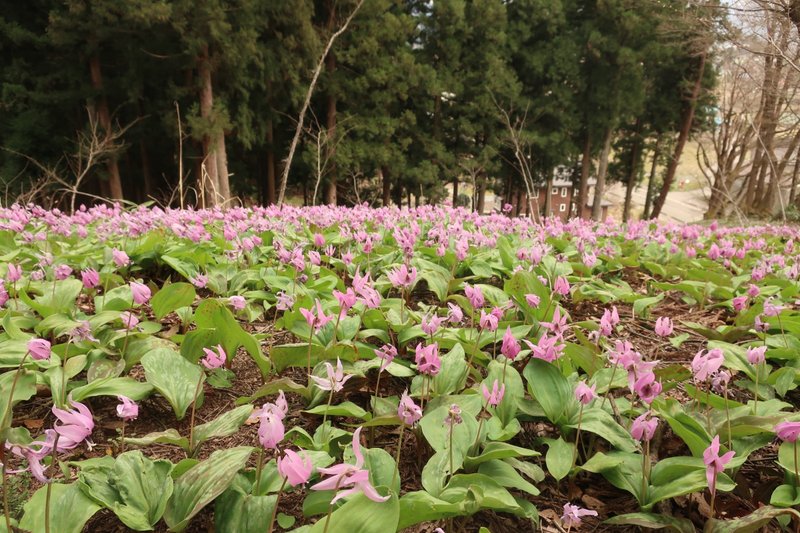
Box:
[529, 177, 610, 222]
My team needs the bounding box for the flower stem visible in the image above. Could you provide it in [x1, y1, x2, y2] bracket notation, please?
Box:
[447, 422, 454, 486]
[641, 439, 650, 506]
[391, 424, 405, 492]
[794, 441, 799, 486]
[306, 330, 314, 382]
[321, 389, 334, 445]
[120, 420, 126, 455]
[753, 361, 760, 415]
[188, 373, 204, 456]
[1, 354, 29, 429]
[600, 363, 618, 410]
[44, 434, 60, 533]
[471, 400, 490, 454]
[724, 383, 732, 450]
[267, 476, 288, 533]
[501, 357, 509, 387]
[60, 341, 70, 407]
[322, 479, 343, 533]
[254, 448, 265, 494]
[2, 447, 11, 532]
[572, 404, 584, 470]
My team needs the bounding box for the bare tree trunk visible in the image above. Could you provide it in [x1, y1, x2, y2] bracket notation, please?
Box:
[265, 119, 276, 205]
[452, 176, 459, 205]
[140, 140, 154, 199]
[216, 133, 230, 203]
[88, 55, 123, 201]
[276, 0, 365, 206]
[198, 44, 219, 208]
[623, 123, 642, 222]
[791, 151, 800, 205]
[577, 133, 591, 218]
[476, 175, 487, 213]
[544, 171, 553, 217]
[323, 0, 338, 206]
[382, 166, 391, 206]
[651, 51, 707, 219]
[392, 179, 403, 207]
[643, 135, 662, 219]
[592, 128, 613, 220]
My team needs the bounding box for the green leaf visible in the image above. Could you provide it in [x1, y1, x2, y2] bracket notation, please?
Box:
[78, 450, 173, 531]
[306, 491, 399, 533]
[124, 429, 189, 451]
[235, 377, 309, 405]
[269, 343, 326, 373]
[465, 442, 539, 467]
[567, 407, 637, 452]
[704, 506, 800, 533]
[214, 476, 276, 533]
[430, 343, 468, 396]
[545, 437, 574, 481]
[163, 447, 254, 532]
[151, 283, 196, 320]
[70, 377, 153, 402]
[304, 401, 369, 420]
[142, 349, 204, 420]
[477, 459, 539, 496]
[192, 404, 254, 451]
[0, 369, 36, 432]
[605, 513, 696, 533]
[523, 358, 577, 425]
[770, 484, 800, 507]
[20, 483, 101, 533]
[397, 491, 462, 529]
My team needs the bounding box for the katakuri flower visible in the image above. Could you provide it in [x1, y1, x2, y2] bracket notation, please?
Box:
[776, 421, 800, 442]
[398, 390, 423, 426]
[561, 503, 597, 528]
[201, 344, 226, 370]
[310, 427, 390, 504]
[574, 381, 597, 405]
[704, 435, 735, 490]
[654, 316, 673, 337]
[630, 412, 659, 442]
[310, 358, 353, 392]
[27, 338, 51, 361]
[278, 449, 313, 487]
[500, 326, 521, 360]
[116, 396, 139, 421]
[481, 379, 506, 407]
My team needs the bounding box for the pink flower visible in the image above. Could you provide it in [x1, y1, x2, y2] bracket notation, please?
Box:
[540, 307, 568, 337]
[27, 338, 51, 361]
[630, 412, 659, 441]
[7, 263, 22, 282]
[479, 310, 498, 332]
[333, 288, 357, 317]
[561, 503, 597, 528]
[746, 346, 766, 365]
[574, 381, 596, 405]
[229, 295, 246, 311]
[54, 264, 73, 280]
[201, 344, 226, 369]
[387, 264, 417, 289]
[275, 291, 295, 311]
[130, 281, 151, 305]
[525, 294, 540, 308]
[763, 298, 785, 317]
[692, 348, 724, 382]
[81, 269, 100, 289]
[654, 317, 673, 337]
[633, 372, 662, 404]
[553, 276, 570, 296]
[447, 302, 464, 324]
[278, 449, 313, 487]
[415, 342, 441, 376]
[311, 427, 390, 504]
[464, 283, 485, 309]
[258, 411, 285, 450]
[421, 314, 444, 336]
[747, 284, 760, 298]
[375, 344, 397, 372]
[191, 274, 208, 288]
[704, 435, 735, 492]
[310, 358, 353, 392]
[481, 379, 506, 407]
[599, 307, 620, 337]
[444, 404, 463, 427]
[732, 295, 747, 312]
[120, 311, 139, 329]
[525, 332, 565, 362]
[313, 233, 326, 247]
[776, 421, 800, 442]
[51, 400, 94, 450]
[300, 299, 334, 332]
[112, 249, 130, 268]
[500, 326, 521, 360]
[116, 396, 139, 421]
[398, 390, 423, 426]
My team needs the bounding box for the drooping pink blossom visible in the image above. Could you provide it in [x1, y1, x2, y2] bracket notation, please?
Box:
[654, 316, 673, 337]
[278, 449, 313, 487]
[375, 344, 397, 372]
[574, 381, 596, 405]
[201, 344, 226, 370]
[481, 379, 506, 407]
[553, 276, 570, 296]
[229, 295, 246, 311]
[116, 396, 139, 421]
[692, 348, 725, 382]
[310, 358, 353, 392]
[130, 281, 151, 305]
[464, 283, 485, 309]
[387, 264, 417, 289]
[27, 338, 51, 361]
[81, 268, 100, 289]
[704, 435, 735, 491]
[746, 345, 766, 365]
[500, 326, 521, 360]
[631, 412, 659, 442]
[398, 390, 423, 426]
[415, 342, 441, 376]
[561, 503, 597, 528]
[310, 427, 390, 504]
[776, 421, 800, 442]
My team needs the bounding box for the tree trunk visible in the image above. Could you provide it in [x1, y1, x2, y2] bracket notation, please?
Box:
[544, 171, 553, 217]
[323, 0, 338, 205]
[577, 132, 591, 218]
[88, 55, 123, 201]
[643, 134, 662, 219]
[592, 128, 613, 220]
[452, 176, 459, 205]
[476, 175, 487, 213]
[216, 132, 230, 203]
[392, 180, 403, 207]
[791, 150, 800, 205]
[139, 140, 154, 200]
[265, 119, 276, 205]
[381, 166, 391, 206]
[198, 44, 219, 208]
[650, 51, 707, 219]
[623, 123, 642, 222]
